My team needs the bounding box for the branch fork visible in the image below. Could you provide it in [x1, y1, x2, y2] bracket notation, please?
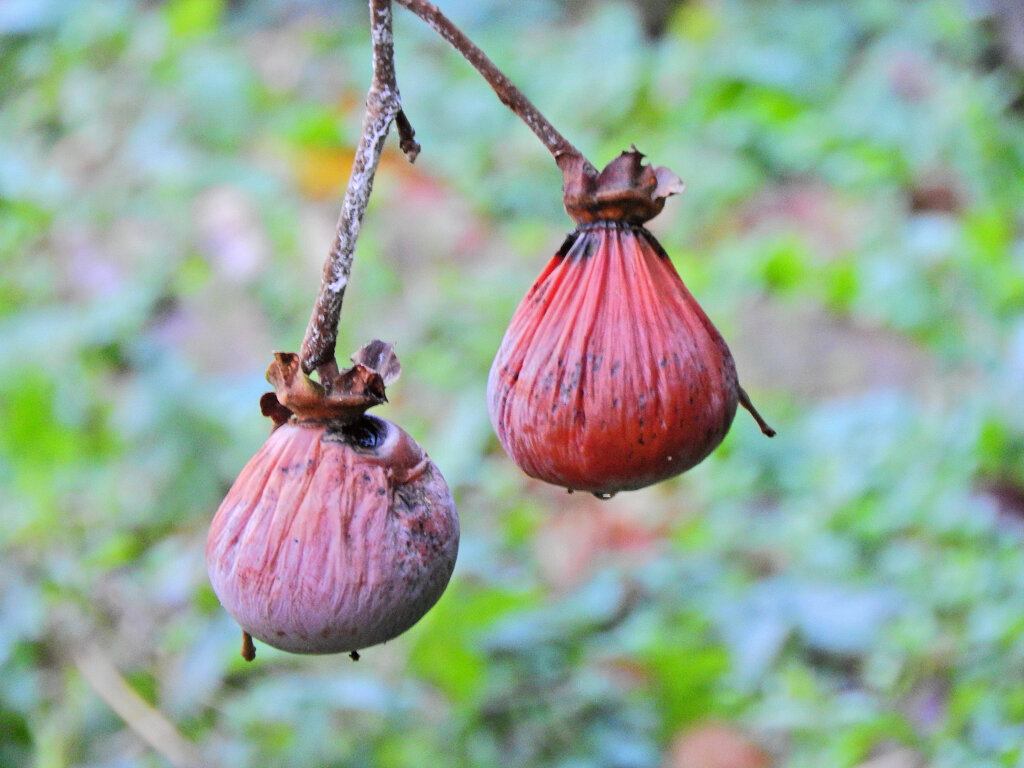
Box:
[300, 0, 589, 380]
[297, 0, 773, 437]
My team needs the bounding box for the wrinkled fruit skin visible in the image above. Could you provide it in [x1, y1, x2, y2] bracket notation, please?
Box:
[488, 221, 738, 494]
[207, 415, 459, 654]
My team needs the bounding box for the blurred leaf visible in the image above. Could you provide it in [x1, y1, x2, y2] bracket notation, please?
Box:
[408, 580, 540, 704]
[637, 611, 732, 737]
[165, 0, 223, 41]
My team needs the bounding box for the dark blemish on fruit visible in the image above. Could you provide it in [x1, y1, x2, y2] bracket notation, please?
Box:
[577, 235, 599, 260]
[640, 228, 671, 259]
[611, 361, 621, 377]
[556, 231, 579, 259]
[328, 415, 387, 451]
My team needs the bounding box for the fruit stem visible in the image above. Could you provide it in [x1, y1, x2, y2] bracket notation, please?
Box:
[393, 0, 591, 173]
[300, 0, 413, 376]
[241, 631, 256, 662]
[738, 386, 776, 437]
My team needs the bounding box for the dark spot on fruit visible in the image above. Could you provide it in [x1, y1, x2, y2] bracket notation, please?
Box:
[577, 235, 599, 260]
[556, 231, 579, 259]
[327, 415, 388, 452]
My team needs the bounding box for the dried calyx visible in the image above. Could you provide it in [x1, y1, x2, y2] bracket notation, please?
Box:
[262, 339, 401, 427]
[559, 148, 685, 226]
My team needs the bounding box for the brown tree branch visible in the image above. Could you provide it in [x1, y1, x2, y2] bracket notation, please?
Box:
[300, 0, 406, 376]
[301, 0, 591, 375]
[393, 0, 589, 173]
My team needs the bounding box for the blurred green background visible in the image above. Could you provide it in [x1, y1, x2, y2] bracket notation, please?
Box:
[3, 0, 1024, 766]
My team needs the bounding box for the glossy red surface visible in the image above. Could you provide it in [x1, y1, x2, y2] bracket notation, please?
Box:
[488, 223, 738, 494]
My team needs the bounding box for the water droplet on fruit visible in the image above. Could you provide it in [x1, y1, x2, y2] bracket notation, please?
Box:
[593, 491, 617, 500]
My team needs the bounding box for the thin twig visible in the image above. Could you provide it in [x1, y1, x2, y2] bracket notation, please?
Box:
[301, 0, 590, 374]
[739, 386, 776, 437]
[393, 0, 588, 172]
[300, 0, 406, 375]
[71, 642, 205, 768]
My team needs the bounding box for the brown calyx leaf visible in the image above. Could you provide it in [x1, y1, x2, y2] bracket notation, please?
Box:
[259, 392, 294, 431]
[561, 147, 684, 225]
[350, 339, 401, 386]
[264, 340, 397, 423]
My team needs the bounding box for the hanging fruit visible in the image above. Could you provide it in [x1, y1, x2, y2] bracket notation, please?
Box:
[488, 150, 773, 496]
[207, 341, 459, 658]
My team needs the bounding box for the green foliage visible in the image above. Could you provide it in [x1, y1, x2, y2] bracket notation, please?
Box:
[2, 0, 1024, 766]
